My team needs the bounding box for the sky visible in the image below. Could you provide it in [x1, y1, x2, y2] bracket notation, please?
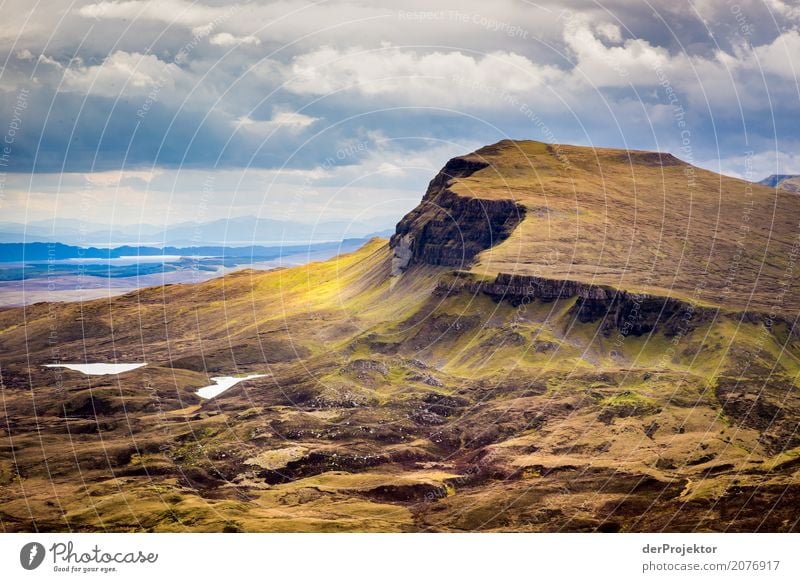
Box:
[0, 0, 799, 230]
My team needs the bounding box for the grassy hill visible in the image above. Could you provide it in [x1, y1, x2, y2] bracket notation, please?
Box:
[1, 141, 799, 532]
[394, 140, 800, 311]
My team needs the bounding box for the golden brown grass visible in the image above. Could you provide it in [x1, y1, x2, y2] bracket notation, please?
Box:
[447, 140, 799, 312]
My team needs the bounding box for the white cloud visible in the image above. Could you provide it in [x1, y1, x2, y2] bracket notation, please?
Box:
[79, 0, 223, 27]
[705, 149, 800, 180]
[83, 168, 164, 187]
[563, 17, 672, 87]
[595, 22, 623, 44]
[766, 0, 800, 22]
[277, 24, 799, 115]
[78, 1, 262, 47]
[376, 162, 405, 176]
[61, 51, 184, 97]
[284, 45, 562, 107]
[191, 23, 215, 38]
[209, 32, 261, 47]
[37, 54, 63, 69]
[557, 17, 800, 115]
[750, 29, 800, 78]
[236, 111, 319, 133]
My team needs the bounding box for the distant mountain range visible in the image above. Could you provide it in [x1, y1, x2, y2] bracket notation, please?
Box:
[759, 174, 800, 192]
[0, 238, 383, 263]
[0, 215, 400, 245]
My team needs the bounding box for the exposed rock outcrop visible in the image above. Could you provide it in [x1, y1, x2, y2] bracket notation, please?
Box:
[390, 156, 525, 272]
[435, 273, 717, 337]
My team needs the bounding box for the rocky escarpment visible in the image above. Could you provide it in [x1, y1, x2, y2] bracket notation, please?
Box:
[390, 156, 525, 273]
[435, 273, 718, 337]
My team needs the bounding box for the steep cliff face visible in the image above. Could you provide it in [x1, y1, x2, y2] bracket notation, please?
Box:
[389, 156, 525, 273]
[435, 273, 715, 337]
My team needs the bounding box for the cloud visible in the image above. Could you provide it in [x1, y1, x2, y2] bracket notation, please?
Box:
[555, 15, 800, 119]
[78, 0, 223, 27]
[275, 23, 799, 123]
[83, 168, 163, 187]
[61, 50, 184, 98]
[236, 111, 319, 133]
[0, 0, 797, 223]
[209, 32, 261, 47]
[766, 0, 800, 22]
[376, 162, 404, 176]
[750, 29, 800, 78]
[191, 23, 216, 38]
[706, 148, 800, 180]
[284, 45, 562, 108]
[37, 53, 63, 69]
[563, 16, 672, 87]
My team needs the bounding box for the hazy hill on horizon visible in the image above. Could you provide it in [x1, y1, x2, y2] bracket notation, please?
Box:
[0, 215, 400, 246]
[0, 239, 378, 263]
[759, 174, 800, 193]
